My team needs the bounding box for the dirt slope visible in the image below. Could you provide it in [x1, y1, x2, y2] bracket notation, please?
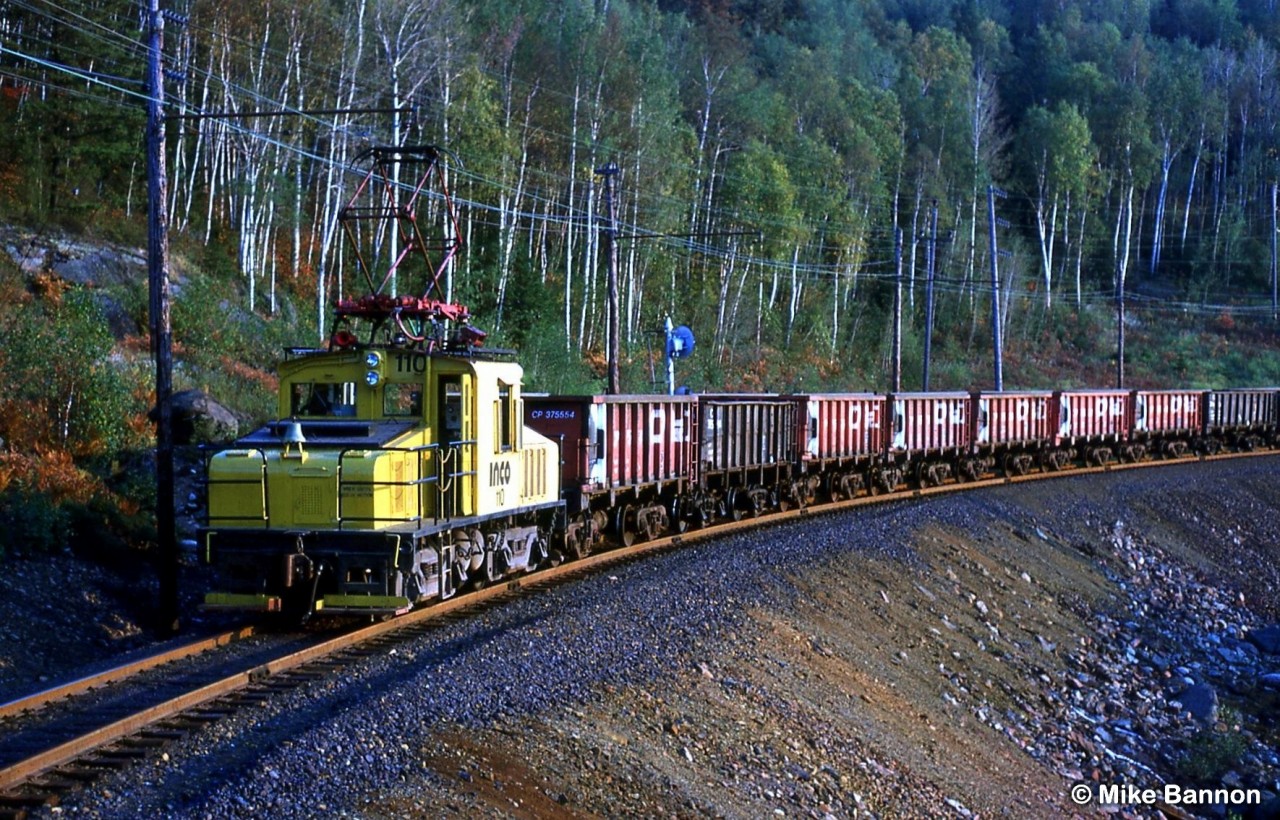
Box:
[383, 458, 1280, 818]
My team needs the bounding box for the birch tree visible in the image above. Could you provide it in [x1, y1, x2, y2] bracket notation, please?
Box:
[1018, 102, 1093, 308]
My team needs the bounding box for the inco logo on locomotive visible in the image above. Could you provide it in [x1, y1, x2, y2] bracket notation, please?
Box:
[489, 461, 512, 487]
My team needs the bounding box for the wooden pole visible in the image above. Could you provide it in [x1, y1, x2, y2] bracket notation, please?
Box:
[598, 163, 621, 394]
[1271, 180, 1277, 323]
[892, 228, 902, 392]
[923, 201, 938, 391]
[1116, 186, 1130, 389]
[987, 185, 1004, 392]
[147, 0, 178, 635]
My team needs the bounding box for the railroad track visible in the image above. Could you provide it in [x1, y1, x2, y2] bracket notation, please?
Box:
[0, 448, 1274, 818]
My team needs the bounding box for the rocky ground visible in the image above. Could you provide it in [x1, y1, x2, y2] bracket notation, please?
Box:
[3, 456, 1280, 818]
[0, 453, 226, 706]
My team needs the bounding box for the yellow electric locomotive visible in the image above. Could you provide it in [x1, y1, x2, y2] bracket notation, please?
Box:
[201, 317, 563, 619]
[199, 145, 563, 620]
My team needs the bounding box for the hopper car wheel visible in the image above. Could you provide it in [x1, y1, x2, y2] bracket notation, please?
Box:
[668, 498, 688, 534]
[565, 514, 593, 561]
[614, 505, 636, 548]
[726, 489, 744, 521]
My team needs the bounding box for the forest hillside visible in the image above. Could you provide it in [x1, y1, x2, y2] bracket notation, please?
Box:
[2, 0, 1280, 559]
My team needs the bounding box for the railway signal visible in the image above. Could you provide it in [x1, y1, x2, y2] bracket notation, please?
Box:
[664, 318, 696, 395]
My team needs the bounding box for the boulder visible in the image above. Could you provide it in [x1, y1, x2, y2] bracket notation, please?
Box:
[1174, 683, 1218, 724]
[51, 244, 143, 288]
[92, 291, 140, 340]
[150, 390, 239, 444]
[1246, 624, 1280, 655]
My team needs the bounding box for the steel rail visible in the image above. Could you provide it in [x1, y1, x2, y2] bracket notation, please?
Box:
[0, 626, 256, 721]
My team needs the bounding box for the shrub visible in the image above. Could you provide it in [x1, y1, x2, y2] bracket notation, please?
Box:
[1175, 708, 1249, 783]
[0, 287, 143, 456]
[0, 486, 71, 558]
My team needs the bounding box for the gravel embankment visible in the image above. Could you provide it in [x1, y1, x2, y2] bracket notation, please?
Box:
[19, 456, 1280, 818]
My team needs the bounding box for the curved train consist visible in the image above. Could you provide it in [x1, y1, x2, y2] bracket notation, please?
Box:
[197, 145, 1280, 621]
[199, 328, 1280, 621]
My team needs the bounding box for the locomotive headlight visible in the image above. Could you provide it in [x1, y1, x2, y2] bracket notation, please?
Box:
[364, 350, 383, 386]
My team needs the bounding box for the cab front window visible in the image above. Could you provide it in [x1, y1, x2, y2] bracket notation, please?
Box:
[383, 383, 423, 417]
[292, 382, 356, 417]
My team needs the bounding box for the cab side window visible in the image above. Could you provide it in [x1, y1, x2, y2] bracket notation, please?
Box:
[495, 382, 514, 452]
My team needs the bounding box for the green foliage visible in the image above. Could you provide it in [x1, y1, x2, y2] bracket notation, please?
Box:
[519, 315, 605, 395]
[0, 486, 71, 558]
[0, 0, 144, 225]
[65, 493, 155, 563]
[0, 467, 154, 562]
[1176, 708, 1249, 784]
[167, 264, 307, 423]
[1017, 102, 1095, 198]
[0, 287, 142, 455]
[0, 0, 1277, 428]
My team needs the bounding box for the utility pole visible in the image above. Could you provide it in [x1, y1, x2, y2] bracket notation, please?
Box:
[597, 163, 621, 394]
[892, 228, 902, 392]
[922, 201, 938, 391]
[1271, 180, 1277, 323]
[987, 185, 1005, 392]
[147, 0, 178, 635]
[1116, 188, 1130, 389]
